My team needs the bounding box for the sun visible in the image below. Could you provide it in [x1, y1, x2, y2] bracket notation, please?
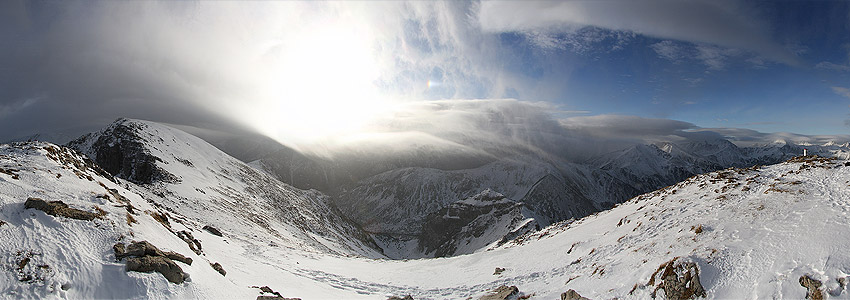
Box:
[253, 19, 391, 150]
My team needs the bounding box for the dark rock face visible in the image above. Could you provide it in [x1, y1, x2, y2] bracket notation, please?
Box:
[649, 258, 706, 300]
[202, 225, 223, 237]
[68, 119, 176, 184]
[800, 275, 824, 300]
[114, 241, 191, 284]
[125, 256, 185, 284]
[24, 197, 101, 221]
[479, 285, 519, 300]
[387, 296, 414, 300]
[418, 191, 531, 257]
[211, 262, 226, 276]
[561, 289, 590, 300]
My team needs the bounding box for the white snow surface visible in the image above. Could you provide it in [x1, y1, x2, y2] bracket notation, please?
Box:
[2, 121, 850, 299]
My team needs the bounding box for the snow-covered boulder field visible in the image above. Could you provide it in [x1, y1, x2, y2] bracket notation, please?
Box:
[1, 119, 850, 299]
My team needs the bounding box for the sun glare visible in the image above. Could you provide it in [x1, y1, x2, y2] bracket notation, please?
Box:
[254, 19, 390, 149]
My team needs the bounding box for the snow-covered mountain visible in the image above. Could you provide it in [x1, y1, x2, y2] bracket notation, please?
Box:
[3, 119, 850, 299]
[66, 119, 381, 257]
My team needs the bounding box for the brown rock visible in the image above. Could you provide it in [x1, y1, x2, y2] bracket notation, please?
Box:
[113, 243, 126, 260]
[164, 251, 193, 265]
[211, 262, 226, 276]
[125, 256, 186, 284]
[177, 230, 203, 255]
[649, 258, 706, 300]
[800, 275, 823, 300]
[561, 289, 590, 300]
[479, 285, 519, 300]
[24, 197, 100, 221]
[122, 241, 165, 258]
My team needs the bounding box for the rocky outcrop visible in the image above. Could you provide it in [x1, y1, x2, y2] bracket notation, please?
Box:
[479, 285, 519, 300]
[114, 241, 190, 284]
[418, 190, 537, 257]
[67, 119, 177, 184]
[203, 225, 223, 237]
[126, 256, 186, 284]
[252, 285, 302, 300]
[387, 296, 414, 300]
[177, 230, 203, 255]
[24, 197, 102, 221]
[648, 258, 706, 299]
[211, 262, 226, 276]
[561, 289, 590, 300]
[800, 275, 823, 300]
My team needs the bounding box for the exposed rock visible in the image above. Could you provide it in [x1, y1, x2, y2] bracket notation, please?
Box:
[203, 225, 223, 237]
[800, 275, 824, 300]
[113, 243, 126, 260]
[479, 285, 519, 300]
[0, 167, 20, 179]
[494, 267, 506, 275]
[177, 230, 203, 255]
[253, 286, 281, 296]
[164, 251, 193, 265]
[211, 262, 226, 276]
[125, 256, 186, 284]
[0, 219, 6, 226]
[67, 119, 178, 184]
[649, 258, 706, 299]
[561, 289, 590, 300]
[418, 191, 536, 257]
[388, 296, 414, 300]
[115, 241, 192, 283]
[252, 285, 299, 300]
[24, 197, 101, 221]
[121, 241, 165, 259]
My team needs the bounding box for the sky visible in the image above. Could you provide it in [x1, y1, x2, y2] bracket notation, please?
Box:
[1, 0, 850, 157]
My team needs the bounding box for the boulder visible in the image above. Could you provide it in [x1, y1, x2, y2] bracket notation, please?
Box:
[203, 225, 223, 237]
[164, 251, 193, 265]
[24, 197, 100, 221]
[125, 256, 186, 284]
[561, 289, 590, 300]
[479, 285, 519, 300]
[799, 275, 823, 300]
[122, 241, 165, 258]
[211, 262, 226, 276]
[649, 258, 706, 300]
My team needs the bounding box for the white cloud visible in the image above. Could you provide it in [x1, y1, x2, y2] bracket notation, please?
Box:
[817, 61, 850, 72]
[650, 41, 684, 62]
[832, 87, 850, 99]
[696, 45, 741, 70]
[478, 0, 799, 65]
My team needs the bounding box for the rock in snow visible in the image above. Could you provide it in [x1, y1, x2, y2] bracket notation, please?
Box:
[2, 118, 850, 299]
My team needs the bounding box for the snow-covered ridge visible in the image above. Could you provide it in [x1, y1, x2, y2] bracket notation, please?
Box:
[3, 118, 850, 298]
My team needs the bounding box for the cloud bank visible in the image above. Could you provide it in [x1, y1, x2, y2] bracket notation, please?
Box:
[478, 0, 799, 65]
[0, 0, 821, 159]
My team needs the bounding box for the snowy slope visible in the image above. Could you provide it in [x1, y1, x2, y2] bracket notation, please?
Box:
[269, 155, 850, 299]
[4, 120, 850, 299]
[68, 118, 380, 258]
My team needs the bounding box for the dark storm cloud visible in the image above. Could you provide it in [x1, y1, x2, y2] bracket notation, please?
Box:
[0, 1, 251, 142]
